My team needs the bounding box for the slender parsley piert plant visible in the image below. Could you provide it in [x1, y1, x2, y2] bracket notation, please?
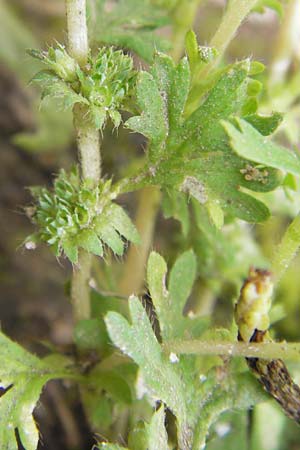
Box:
[3, 1, 300, 450]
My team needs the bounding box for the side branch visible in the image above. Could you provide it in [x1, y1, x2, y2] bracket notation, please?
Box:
[163, 339, 300, 361]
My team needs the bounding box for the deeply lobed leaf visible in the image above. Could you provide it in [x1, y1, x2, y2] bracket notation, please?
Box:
[125, 53, 285, 223]
[0, 332, 74, 450]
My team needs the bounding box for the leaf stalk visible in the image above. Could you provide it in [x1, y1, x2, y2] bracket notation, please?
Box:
[163, 339, 300, 361]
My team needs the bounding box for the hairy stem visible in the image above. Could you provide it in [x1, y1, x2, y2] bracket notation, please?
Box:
[65, 0, 89, 66]
[119, 186, 161, 296]
[73, 104, 101, 183]
[66, 0, 101, 321]
[163, 339, 300, 361]
[271, 213, 300, 282]
[210, 0, 257, 63]
[71, 250, 93, 321]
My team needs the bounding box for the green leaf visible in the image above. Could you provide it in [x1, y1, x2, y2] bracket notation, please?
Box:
[126, 71, 168, 162]
[247, 79, 262, 96]
[95, 220, 124, 256]
[109, 110, 122, 129]
[147, 251, 208, 340]
[78, 229, 103, 256]
[127, 55, 282, 223]
[244, 112, 283, 136]
[206, 200, 224, 229]
[249, 61, 265, 76]
[169, 250, 196, 316]
[105, 296, 190, 427]
[185, 30, 200, 72]
[62, 237, 78, 263]
[126, 52, 190, 161]
[0, 332, 73, 450]
[223, 118, 300, 177]
[108, 204, 140, 245]
[146, 251, 168, 310]
[156, 152, 280, 222]
[181, 62, 250, 153]
[90, 106, 106, 130]
[31, 71, 88, 110]
[186, 155, 280, 222]
[192, 372, 268, 450]
[146, 406, 169, 450]
[88, 368, 132, 405]
[151, 53, 190, 149]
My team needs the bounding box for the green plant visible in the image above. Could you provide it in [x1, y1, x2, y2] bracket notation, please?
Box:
[2, 0, 300, 449]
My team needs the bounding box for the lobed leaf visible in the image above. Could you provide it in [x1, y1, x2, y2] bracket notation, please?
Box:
[126, 71, 168, 162]
[108, 203, 141, 245]
[105, 296, 190, 427]
[181, 62, 250, 153]
[223, 118, 300, 177]
[31, 71, 88, 110]
[0, 332, 73, 450]
[147, 251, 208, 341]
[146, 406, 169, 450]
[126, 53, 284, 223]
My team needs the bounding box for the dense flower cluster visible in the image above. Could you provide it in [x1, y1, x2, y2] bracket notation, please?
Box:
[26, 168, 139, 263]
[28, 45, 137, 129]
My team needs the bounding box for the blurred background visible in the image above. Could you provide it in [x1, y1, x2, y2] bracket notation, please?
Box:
[1, 0, 300, 449]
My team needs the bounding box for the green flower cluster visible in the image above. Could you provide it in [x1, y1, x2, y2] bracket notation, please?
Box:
[28, 45, 137, 129]
[79, 47, 136, 129]
[26, 169, 139, 263]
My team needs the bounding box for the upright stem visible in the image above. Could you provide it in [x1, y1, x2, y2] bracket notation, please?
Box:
[73, 104, 101, 183]
[209, 0, 257, 62]
[66, 0, 89, 67]
[269, 0, 300, 86]
[66, 0, 101, 321]
[119, 186, 161, 296]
